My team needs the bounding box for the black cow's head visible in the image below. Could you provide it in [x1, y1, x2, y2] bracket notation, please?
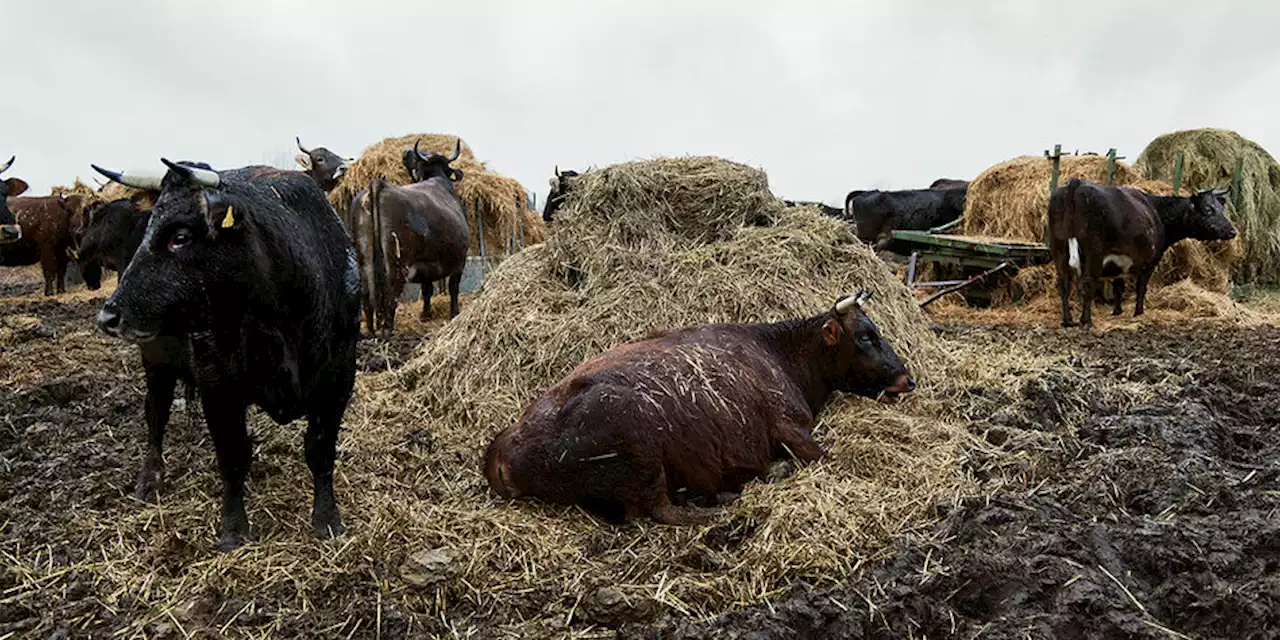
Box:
[1187, 188, 1237, 241]
[92, 159, 252, 342]
[295, 137, 352, 192]
[0, 156, 28, 244]
[844, 191, 893, 248]
[818, 290, 915, 401]
[543, 166, 579, 223]
[76, 199, 146, 291]
[402, 138, 464, 184]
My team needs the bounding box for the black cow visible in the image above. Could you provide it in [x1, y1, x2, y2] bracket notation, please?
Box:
[350, 138, 469, 335]
[543, 166, 579, 223]
[844, 186, 967, 249]
[92, 159, 361, 551]
[1, 156, 27, 243]
[75, 198, 151, 290]
[1049, 178, 1236, 328]
[295, 137, 354, 193]
[929, 178, 969, 190]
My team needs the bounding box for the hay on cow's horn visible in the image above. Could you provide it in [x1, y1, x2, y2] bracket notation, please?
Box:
[1136, 128, 1280, 285]
[961, 154, 1239, 303]
[328, 133, 546, 256]
[368, 156, 965, 614]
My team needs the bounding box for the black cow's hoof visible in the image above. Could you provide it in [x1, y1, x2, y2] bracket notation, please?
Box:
[1061, 320, 1078, 328]
[217, 529, 253, 552]
[312, 515, 346, 540]
[1111, 309, 1123, 316]
[134, 471, 161, 503]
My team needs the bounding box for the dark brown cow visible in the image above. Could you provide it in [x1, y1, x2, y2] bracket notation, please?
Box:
[1, 193, 87, 295]
[0, 156, 27, 244]
[484, 291, 915, 525]
[1049, 178, 1236, 328]
[350, 138, 470, 335]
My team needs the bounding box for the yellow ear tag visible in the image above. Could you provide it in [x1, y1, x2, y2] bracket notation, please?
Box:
[221, 206, 235, 229]
[450, 171, 457, 180]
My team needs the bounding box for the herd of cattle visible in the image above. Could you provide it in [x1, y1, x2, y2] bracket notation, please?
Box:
[0, 141, 1237, 550]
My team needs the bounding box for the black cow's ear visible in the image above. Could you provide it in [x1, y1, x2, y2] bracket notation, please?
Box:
[450, 168, 465, 182]
[206, 195, 243, 233]
[4, 178, 28, 197]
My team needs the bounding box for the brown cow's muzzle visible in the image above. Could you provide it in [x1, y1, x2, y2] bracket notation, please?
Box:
[0, 224, 21, 244]
[880, 374, 916, 402]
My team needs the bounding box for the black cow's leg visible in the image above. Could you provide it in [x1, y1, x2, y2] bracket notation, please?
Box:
[136, 365, 177, 502]
[202, 398, 253, 551]
[361, 287, 376, 337]
[1110, 279, 1125, 316]
[1078, 270, 1096, 328]
[1055, 260, 1076, 328]
[1135, 269, 1153, 316]
[419, 280, 433, 321]
[447, 272, 462, 319]
[304, 401, 347, 540]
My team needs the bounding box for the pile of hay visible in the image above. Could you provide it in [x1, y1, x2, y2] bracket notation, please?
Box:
[1136, 128, 1280, 284]
[328, 133, 547, 256]
[362, 155, 971, 615]
[961, 154, 1239, 302]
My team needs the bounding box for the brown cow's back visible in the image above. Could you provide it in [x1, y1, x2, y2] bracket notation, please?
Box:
[2, 196, 78, 295]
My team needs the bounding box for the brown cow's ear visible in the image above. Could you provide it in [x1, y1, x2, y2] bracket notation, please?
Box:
[4, 178, 28, 197]
[822, 318, 844, 345]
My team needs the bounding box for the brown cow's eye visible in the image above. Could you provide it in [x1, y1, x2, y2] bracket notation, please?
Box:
[168, 229, 193, 252]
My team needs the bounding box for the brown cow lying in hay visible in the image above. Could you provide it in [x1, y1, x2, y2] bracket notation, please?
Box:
[484, 291, 916, 525]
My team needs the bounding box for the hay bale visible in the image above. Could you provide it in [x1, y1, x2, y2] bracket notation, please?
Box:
[379, 156, 958, 612]
[1136, 128, 1280, 284]
[328, 133, 545, 257]
[961, 154, 1144, 242]
[97, 182, 156, 209]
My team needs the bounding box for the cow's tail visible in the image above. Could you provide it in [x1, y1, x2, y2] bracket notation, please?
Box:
[368, 177, 389, 333]
[1058, 178, 1083, 271]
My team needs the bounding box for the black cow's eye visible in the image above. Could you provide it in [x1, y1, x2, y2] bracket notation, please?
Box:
[168, 229, 192, 252]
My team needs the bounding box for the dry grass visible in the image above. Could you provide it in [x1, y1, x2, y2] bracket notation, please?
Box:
[1136, 128, 1280, 285]
[328, 133, 546, 257]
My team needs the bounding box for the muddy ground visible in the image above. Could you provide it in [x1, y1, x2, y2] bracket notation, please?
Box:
[1, 268, 1277, 638]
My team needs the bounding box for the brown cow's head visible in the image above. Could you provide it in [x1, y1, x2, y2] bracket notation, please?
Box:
[819, 290, 915, 401]
[0, 156, 27, 243]
[1187, 188, 1237, 241]
[295, 137, 352, 192]
[402, 138, 464, 184]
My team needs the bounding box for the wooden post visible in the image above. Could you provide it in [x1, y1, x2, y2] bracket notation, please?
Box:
[1106, 149, 1117, 186]
[1172, 152, 1185, 196]
[1231, 157, 1244, 211]
[1048, 144, 1064, 194]
[476, 210, 486, 259]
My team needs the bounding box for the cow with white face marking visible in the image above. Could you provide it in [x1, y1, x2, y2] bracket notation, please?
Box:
[295, 137, 354, 193]
[91, 158, 361, 551]
[1049, 178, 1236, 328]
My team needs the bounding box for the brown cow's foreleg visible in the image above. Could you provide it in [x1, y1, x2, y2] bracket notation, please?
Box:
[39, 246, 57, 296]
[55, 252, 69, 294]
[419, 280, 433, 321]
[1134, 269, 1153, 317]
[1110, 278, 1125, 316]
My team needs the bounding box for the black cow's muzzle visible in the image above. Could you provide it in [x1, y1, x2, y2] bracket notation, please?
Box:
[97, 303, 157, 343]
[0, 224, 21, 244]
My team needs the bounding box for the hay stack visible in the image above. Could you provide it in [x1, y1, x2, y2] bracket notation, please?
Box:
[374, 156, 960, 612]
[962, 154, 1238, 302]
[1136, 128, 1280, 284]
[328, 134, 545, 256]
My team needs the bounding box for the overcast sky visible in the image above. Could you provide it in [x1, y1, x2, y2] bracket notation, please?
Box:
[7, 1, 1279, 208]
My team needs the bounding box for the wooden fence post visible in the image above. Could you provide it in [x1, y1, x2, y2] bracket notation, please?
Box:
[1047, 144, 1064, 194]
[1172, 152, 1185, 196]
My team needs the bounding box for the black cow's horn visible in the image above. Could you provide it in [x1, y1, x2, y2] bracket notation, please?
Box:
[414, 138, 428, 161]
[91, 164, 164, 190]
[0, 156, 12, 174]
[835, 290, 862, 315]
[161, 158, 220, 188]
[554, 165, 561, 179]
[296, 136, 311, 154]
[448, 138, 461, 162]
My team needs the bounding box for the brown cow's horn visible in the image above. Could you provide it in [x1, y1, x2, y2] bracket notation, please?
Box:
[161, 158, 220, 188]
[91, 164, 164, 190]
[857, 289, 873, 307]
[834, 292, 860, 315]
[296, 136, 311, 154]
[448, 138, 461, 162]
[0, 156, 12, 174]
